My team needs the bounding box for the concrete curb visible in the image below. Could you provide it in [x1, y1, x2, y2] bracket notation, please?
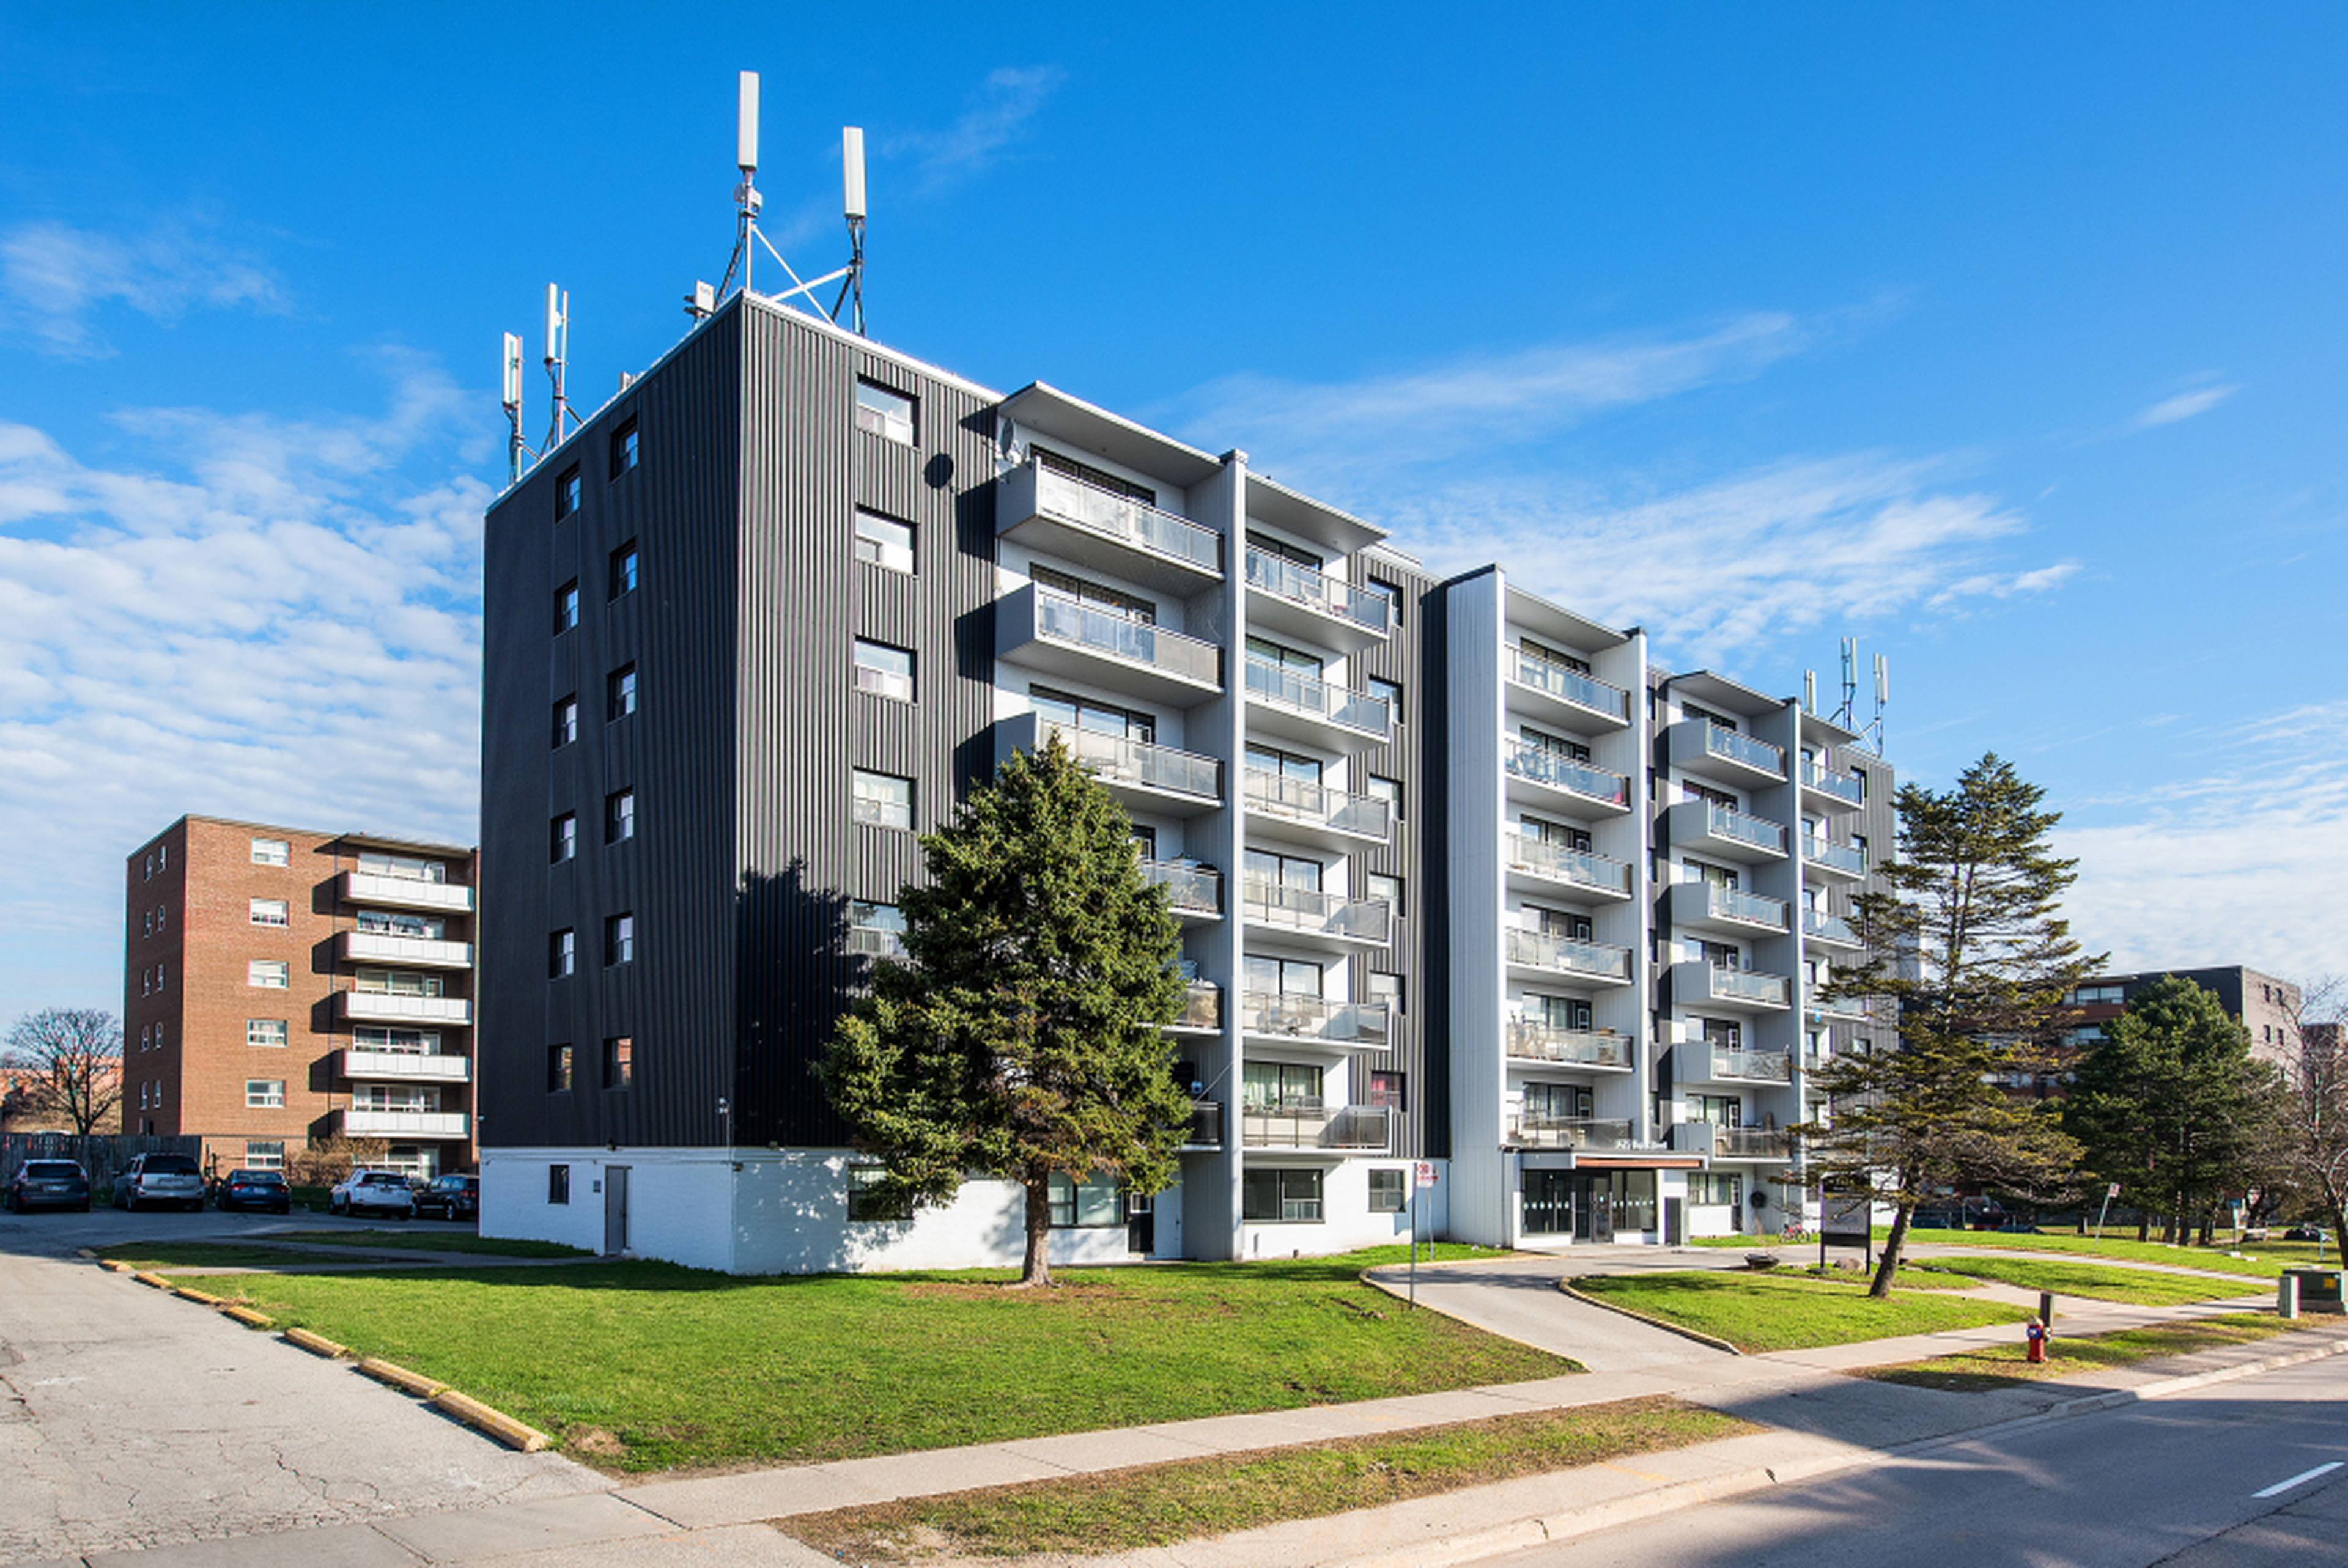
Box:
[222, 1305, 276, 1329]
[1557, 1278, 1743, 1356]
[130, 1270, 172, 1290]
[358, 1356, 449, 1399]
[431, 1388, 553, 1452]
[171, 1285, 227, 1307]
[98, 1257, 134, 1273]
[284, 1326, 349, 1358]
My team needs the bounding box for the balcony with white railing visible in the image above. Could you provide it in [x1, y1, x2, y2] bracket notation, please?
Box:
[995, 460, 1224, 594]
[1800, 759, 1866, 813]
[338, 990, 470, 1026]
[1505, 1116, 1636, 1152]
[999, 713, 1222, 816]
[997, 584, 1223, 705]
[1241, 1100, 1394, 1152]
[1238, 991, 1390, 1050]
[341, 870, 474, 914]
[1668, 719, 1787, 786]
[1673, 960, 1793, 1011]
[1667, 880, 1790, 936]
[1502, 739, 1631, 815]
[1504, 1022, 1633, 1071]
[1504, 834, 1633, 899]
[1504, 927, 1634, 985]
[1244, 548, 1390, 652]
[1802, 835, 1867, 880]
[339, 1050, 473, 1084]
[338, 930, 473, 970]
[1141, 859, 1222, 921]
[1665, 800, 1788, 863]
[1242, 768, 1390, 849]
[845, 926, 907, 960]
[1243, 658, 1392, 750]
[1697, 1045, 1795, 1084]
[1242, 880, 1392, 949]
[338, 1108, 471, 1139]
[1803, 908, 1861, 950]
[1506, 650, 1631, 729]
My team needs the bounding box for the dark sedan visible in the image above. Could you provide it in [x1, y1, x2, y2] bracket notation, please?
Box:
[5, 1159, 92, 1213]
[413, 1173, 479, 1221]
[215, 1168, 293, 1214]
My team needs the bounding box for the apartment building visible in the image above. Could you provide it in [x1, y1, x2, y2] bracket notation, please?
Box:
[2029, 965, 2305, 1094]
[476, 291, 1894, 1268]
[122, 816, 479, 1178]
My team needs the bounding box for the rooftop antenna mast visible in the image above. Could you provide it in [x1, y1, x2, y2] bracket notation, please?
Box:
[836, 126, 867, 334]
[718, 71, 762, 298]
[500, 332, 527, 482]
[1870, 652, 1891, 755]
[714, 72, 870, 335]
[1833, 636, 1860, 730]
[542, 284, 577, 450]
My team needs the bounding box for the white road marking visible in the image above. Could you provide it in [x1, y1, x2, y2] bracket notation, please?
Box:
[2253, 1461, 2344, 1499]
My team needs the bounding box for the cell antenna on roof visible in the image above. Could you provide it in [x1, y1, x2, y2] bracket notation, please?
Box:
[500, 331, 527, 482]
[714, 71, 871, 335]
[542, 284, 577, 450]
[1871, 652, 1891, 754]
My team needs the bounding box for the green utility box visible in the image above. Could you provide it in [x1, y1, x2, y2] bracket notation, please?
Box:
[2285, 1268, 2345, 1314]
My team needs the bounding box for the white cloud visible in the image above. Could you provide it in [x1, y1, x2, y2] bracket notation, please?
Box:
[887, 66, 1066, 193]
[0, 217, 286, 356]
[2135, 382, 2239, 428]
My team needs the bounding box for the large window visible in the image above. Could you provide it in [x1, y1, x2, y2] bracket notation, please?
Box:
[1242, 1168, 1323, 1223]
[1038, 444, 1157, 504]
[1033, 687, 1154, 742]
[1689, 1172, 1743, 1207]
[1032, 564, 1156, 624]
[1368, 675, 1403, 724]
[250, 837, 290, 866]
[247, 1018, 288, 1048]
[355, 968, 443, 997]
[847, 1165, 912, 1221]
[854, 508, 915, 573]
[853, 639, 915, 702]
[852, 770, 914, 830]
[245, 1080, 286, 1108]
[1366, 873, 1403, 916]
[1368, 1168, 1406, 1212]
[605, 913, 635, 966]
[248, 960, 289, 990]
[355, 1026, 438, 1054]
[357, 910, 441, 938]
[855, 380, 917, 444]
[1242, 1061, 1322, 1110]
[1047, 1172, 1123, 1228]
[249, 897, 289, 927]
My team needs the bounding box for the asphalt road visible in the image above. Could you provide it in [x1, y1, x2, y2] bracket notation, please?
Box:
[1489, 1354, 2348, 1568]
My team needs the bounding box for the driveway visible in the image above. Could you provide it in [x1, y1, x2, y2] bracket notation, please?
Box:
[1368, 1247, 1754, 1372]
[0, 1207, 607, 1564]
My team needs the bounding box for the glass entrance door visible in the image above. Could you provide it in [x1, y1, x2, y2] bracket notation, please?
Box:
[1523, 1170, 1575, 1236]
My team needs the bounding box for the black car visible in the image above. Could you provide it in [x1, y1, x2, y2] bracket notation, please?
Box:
[413, 1173, 479, 1221]
[2284, 1224, 2333, 1243]
[215, 1168, 293, 1214]
[5, 1159, 92, 1213]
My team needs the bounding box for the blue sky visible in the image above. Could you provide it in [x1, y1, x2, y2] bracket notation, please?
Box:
[3, 4, 2344, 1020]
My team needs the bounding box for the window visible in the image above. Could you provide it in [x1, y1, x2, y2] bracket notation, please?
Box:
[1038, 445, 1157, 504]
[244, 1140, 286, 1171]
[1368, 971, 1405, 1014]
[1246, 633, 1322, 674]
[552, 696, 578, 748]
[1048, 1172, 1124, 1228]
[550, 928, 575, 978]
[2069, 984, 2125, 1005]
[1367, 775, 1403, 819]
[144, 852, 154, 880]
[847, 1165, 912, 1221]
[247, 1018, 288, 1049]
[608, 664, 638, 720]
[550, 812, 577, 863]
[155, 905, 166, 932]
[1690, 1172, 1743, 1207]
[1242, 1168, 1324, 1223]
[854, 508, 915, 573]
[852, 770, 914, 830]
[360, 850, 445, 883]
[248, 960, 289, 990]
[610, 541, 638, 598]
[547, 1045, 574, 1094]
[555, 580, 580, 633]
[355, 968, 443, 998]
[1368, 1069, 1408, 1108]
[1368, 1168, 1406, 1212]
[245, 1080, 286, 1108]
[1249, 530, 1322, 570]
[605, 912, 635, 966]
[1032, 564, 1158, 624]
[1367, 872, 1403, 915]
[555, 466, 581, 520]
[604, 789, 636, 844]
[853, 639, 915, 702]
[847, 900, 907, 958]
[1368, 675, 1404, 724]
[356, 1026, 438, 1053]
[1243, 1060, 1323, 1109]
[854, 380, 917, 444]
[604, 1035, 634, 1089]
[249, 897, 289, 928]
[1366, 578, 1403, 628]
[1034, 687, 1156, 743]
[548, 1162, 571, 1202]
[141, 910, 151, 938]
[609, 416, 639, 479]
[251, 837, 290, 866]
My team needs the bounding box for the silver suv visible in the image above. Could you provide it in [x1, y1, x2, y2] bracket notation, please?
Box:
[330, 1170, 417, 1219]
[113, 1153, 205, 1212]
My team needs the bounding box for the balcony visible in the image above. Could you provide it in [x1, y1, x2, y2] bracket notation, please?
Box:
[1504, 927, 1634, 987]
[1700, 1045, 1795, 1084]
[997, 713, 1221, 817]
[1242, 768, 1390, 850]
[1168, 981, 1222, 1032]
[1183, 1099, 1226, 1149]
[1673, 960, 1793, 1012]
[1506, 650, 1631, 731]
[1809, 993, 1872, 1023]
[994, 460, 1224, 594]
[1800, 759, 1866, 814]
[1242, 881, 1392, 949]
[1504, 834, 1633, 900]
[1502, 739, 1631, 817]
[1802, 909, 1861, 951]
[339, 991, 470, 1026]
[1672, 1122, 1792, 1160]
[846, 926, 906, 960]
[1243, 548, 1390, 653]
[1142, 859, 1222, 921]
[1665, 800, 1788, 863]
[1668, 719, 1787, 787]
[1239, 991, 1390, 1050]
[338, 1108, 470, 1140]
[1242, 1101, 1394, 1152]
[339, 1050, 472, 1084]
[1243, 658, 1391, 750]
[1803, 835, 1867, 880]
[1505, 1116, 1636, 1152]
[341, 870, 473, 914]
[1667, 881, 1790, 937]
[997, 584, 1222, 705]
[338, 931, 473, 970]
[1504, 1022, 1633, 1071]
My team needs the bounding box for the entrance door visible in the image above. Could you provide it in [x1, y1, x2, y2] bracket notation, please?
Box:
[1523, 1170, 1575, 1237]
[1126, 1193, 1155, 1256]
[1584, 1181, 1615, 1243]
[604, 1165, 631, 1256]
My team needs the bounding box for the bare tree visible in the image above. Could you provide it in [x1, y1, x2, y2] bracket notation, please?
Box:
[2273, 976, 2348, 1248]
[2, 1008, 124, 1137]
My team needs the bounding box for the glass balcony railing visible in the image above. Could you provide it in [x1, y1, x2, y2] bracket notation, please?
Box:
[1034, 589, 1222, 686]
[1803, 836, 1866, 874]
[1170, 981, 1222, 1030]
[1510, 651, 1630, 720]
[1504, 927, 1633, 981]
[1709, 1046, 1795, 1083]
[1704, 965, 1792, 1007]
[1244, 658, 1391, 738]
[1244, 548, 1390, 635]
[1803, 909, 1859, 945]
[1801, 760, 1865, 805]
[1703, 722, 1785, 775]
[1505, 834, 1633, 894]
[1503, 740, 1630, 808]
[1507, 1116, 1635, 1151]
[1140, 859, 1222, 916]
[1038, 720, 1221, 802]
[1031, 462, 1222, 573]
[1504, 1023, 1631, 1069]
[1238, 991, 1390, 1048]
[1241, 880, 1392, 944]
[846, 926, 906, 959]
[1241, 1100, 1394, 1150]
[1242, 768, 1391, 839]
[1184, 1099, 1225, 1147]
[1713, 1125, 1792, 1158]
[1699, 803, 1787, 853]
[1698, 885, 1789, 929]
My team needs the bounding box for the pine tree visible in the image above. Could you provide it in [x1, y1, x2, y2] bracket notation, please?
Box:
[1801, 754, 2098, 1296]
[821, 734, 1195, 1286]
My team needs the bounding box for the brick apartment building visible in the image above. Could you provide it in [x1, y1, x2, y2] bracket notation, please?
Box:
[122, 815, 479, 1179]
[2004, 963, 2307, 1099]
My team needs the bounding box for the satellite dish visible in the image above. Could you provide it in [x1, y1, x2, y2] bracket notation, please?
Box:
[737, 72, 761, 174]
[843, 125, 867, 220]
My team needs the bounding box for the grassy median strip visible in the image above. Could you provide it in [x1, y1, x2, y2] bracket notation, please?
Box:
[105, 1242, 388, 1271]
[158, 1244, 1567, 1473]
[1913, 1255, 2258, 1306]
[1574, 1270, 2032, 1352]
[1861, 1314, 2308, 1393]
[785, 1397, 1749, 1562]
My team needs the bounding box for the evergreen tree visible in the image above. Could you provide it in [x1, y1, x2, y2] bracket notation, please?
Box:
[821, 734, 1194, 1286]
[1801, 754, 2097, 1296]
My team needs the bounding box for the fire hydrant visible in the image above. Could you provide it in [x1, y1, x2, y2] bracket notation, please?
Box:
[2025, 1317, 2050, 1364]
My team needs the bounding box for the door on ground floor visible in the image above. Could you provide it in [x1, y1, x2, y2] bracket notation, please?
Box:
[603, 1165, 630, 1255]
[1524, 1169, 1575, 1237]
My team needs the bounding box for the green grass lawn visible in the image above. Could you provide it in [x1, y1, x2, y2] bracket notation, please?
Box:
[268, 1229, 592, 1258]
[104, 1242, 386, 1271]
[785, 1397, 1749, 1561]
[1889, 1229, 2335, 1279]
[1573, 1270, 2031, 1352]
[1913, 1256, 2260, 1306]
[1862, 1314, 2306, 1393]
[165, 1245, 1568, 1473]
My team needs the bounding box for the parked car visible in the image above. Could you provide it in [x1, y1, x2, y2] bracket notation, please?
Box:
[215, 1168, 293, 1215]
[413, 1173, 479, 1221]
[2284, 1224, 2333, 1243]
[113, 1152, 206, 1212]
[5, 1159, 92, 1213]
[330, 1169, 417, 1219]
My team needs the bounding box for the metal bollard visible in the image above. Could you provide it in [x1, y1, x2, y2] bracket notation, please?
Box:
[2280, 1273, 2300, 1320]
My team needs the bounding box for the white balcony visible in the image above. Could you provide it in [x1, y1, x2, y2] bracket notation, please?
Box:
[1672, 1122, 1792, 1160]
[1504, 927, 1634, 987]
[1242, 768, 1390, 850]
[1667, 719, 1787, 787]
[1667, 880, 1790, 937]
[1242, 548, 1390, 653]
[997, 584, 1222, 706]
[1800, 760, 1866, 815]
[339, 1050, 472, 1084]
[341, 870, 473, 914]
[339, 1108, 470, 1139]
[338, 931, 473, 970]
[1241, 1101, 1394, 1152]
[1673, 960, 1793, 1012]
[1690, 1045, 1795, 1084]
[1504, 1022, 1634, 1071]
[996, 713, 1222, 817]
[1665, 800, 1788, 863]
[1505, 650, 1632, 732]
[339, 991, 471, 1026]
[1243, 658, 1392, 751]
[1504, 833, 1634, 901]
[1803, 835, 1867, 881]
[1241, 882, 1392, 949]
[1502, 739, 1631, 818]
[994, 460, 1224, 594]
[1802, 908, 1863, 951]
[845, 926, 906, 960]
[1239, 991, 1390, 1050]
[1167, 981, 1223, 1034]
[1140, 859, 1222, 922]
[1506, 1116, 1637, 1152]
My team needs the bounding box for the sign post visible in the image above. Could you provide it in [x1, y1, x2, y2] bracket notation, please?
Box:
[2094, 1182, 2119, 1240]
[1409, 1161, 1437, 1308]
